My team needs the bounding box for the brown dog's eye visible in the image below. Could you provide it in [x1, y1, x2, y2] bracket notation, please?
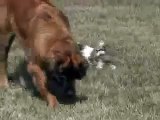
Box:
[38, 11, 52, 22]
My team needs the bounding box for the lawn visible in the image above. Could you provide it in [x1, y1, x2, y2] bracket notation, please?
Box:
[1, 0, 160, 120]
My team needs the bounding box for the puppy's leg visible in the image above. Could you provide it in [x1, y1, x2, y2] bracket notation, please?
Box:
[27, 62, 58, 107]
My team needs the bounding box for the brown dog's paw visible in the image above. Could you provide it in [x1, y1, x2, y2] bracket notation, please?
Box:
[47, 93, 58, 108]
[0, 75, 9, 89]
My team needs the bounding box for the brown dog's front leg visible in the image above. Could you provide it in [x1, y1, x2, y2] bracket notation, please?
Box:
[0, 35, 9, 88]
[27, 62, 58, 107]
[0, 61, 8, 88]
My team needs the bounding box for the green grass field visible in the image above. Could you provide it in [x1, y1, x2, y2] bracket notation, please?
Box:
[1, 0, 160, 120]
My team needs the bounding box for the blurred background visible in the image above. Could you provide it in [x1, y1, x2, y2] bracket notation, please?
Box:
[54, 0, 160, 7]
[1, 0, 160, 120]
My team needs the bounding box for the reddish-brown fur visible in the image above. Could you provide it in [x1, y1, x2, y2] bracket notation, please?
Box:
[0, 0, 86, 107]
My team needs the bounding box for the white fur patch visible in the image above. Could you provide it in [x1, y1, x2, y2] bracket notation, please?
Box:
[96, 51, 105, 56]
[96, 60, 104, 69]
[81, 45, 94, 59]
[99, 40, 105, 47]
[110, 64, 116, 70]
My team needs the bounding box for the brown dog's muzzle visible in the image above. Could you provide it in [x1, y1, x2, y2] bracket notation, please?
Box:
[43, 51, 88, 100]
[45, 56, 88, 99]
[61, 59, 89, 80]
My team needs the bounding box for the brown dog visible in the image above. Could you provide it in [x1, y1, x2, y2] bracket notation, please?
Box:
[0, 0, 88, 107]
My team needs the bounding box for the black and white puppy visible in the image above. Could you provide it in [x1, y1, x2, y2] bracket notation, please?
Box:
[78, 41, 116, 69]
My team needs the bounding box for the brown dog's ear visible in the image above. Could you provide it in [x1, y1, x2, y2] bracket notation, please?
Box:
[59, 57, 70, 72]
[71, 54, 83, 68]
[62, 57, 70, 68]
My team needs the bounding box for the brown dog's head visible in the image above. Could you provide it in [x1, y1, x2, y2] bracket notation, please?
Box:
[45, 39, 88, 81]
[44, 40, 88, 100]
[35, 6, 88, 99]
[35, 7, 88, 78]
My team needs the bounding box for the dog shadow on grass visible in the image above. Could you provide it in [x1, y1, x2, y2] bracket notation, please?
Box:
[9, 60, 88, 105]
[57, 95, 88, 105]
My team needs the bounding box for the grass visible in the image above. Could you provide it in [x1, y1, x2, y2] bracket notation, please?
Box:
[1, 0, 160, 120]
